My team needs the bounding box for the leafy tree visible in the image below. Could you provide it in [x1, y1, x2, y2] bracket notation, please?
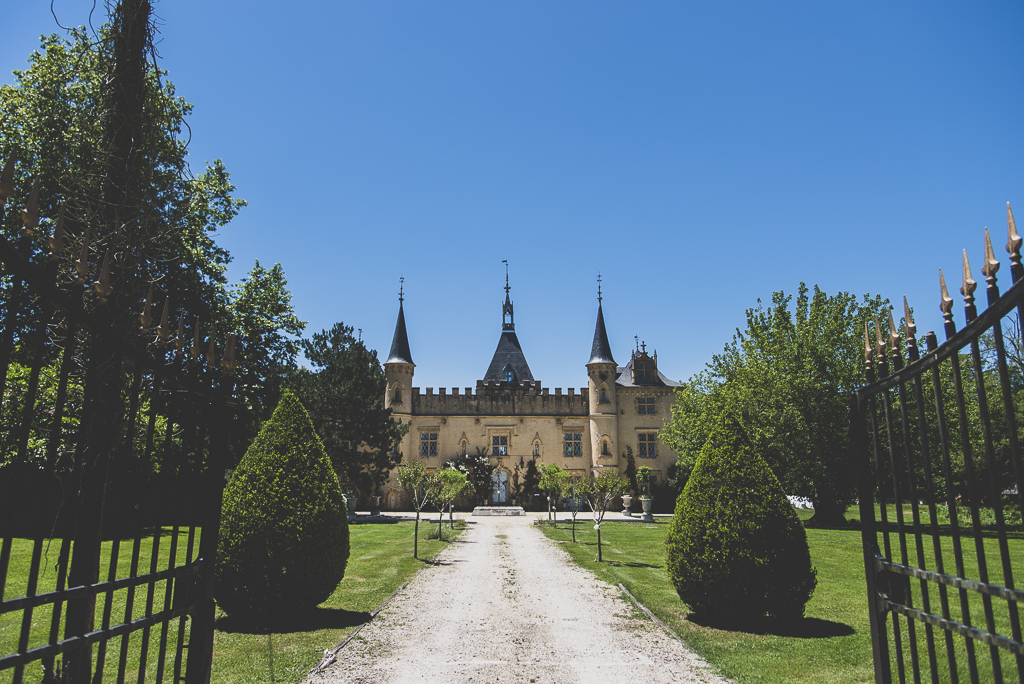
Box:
[433, 467, 471, 535]
[227, 260, 305, 443]
[215, 390, 349, 616]
[586, 468, 627, 561]
[445, 449, 494, 506]
[538, 463, 569, 521]
[666, 418, 816, 620]
[0, 25, 245, 333]
[397, 459, 441, 559]
[0, 18, 305, 470]
[623, 446, 638, 495]
[289, 322, 408, 497]
[511, 455, 540, 509]
[564, 476, 591, 543]
[662, 283, 888, 525]
[636, 465, 654, 498]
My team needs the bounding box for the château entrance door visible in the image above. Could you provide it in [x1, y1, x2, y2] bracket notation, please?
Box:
[492, 470, 508, 504]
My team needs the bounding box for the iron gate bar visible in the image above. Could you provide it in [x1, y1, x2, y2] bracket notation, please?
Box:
[886, 601, 1024, 657]
[0, 558, 202, 612]
[876, 557, 1024, 604]
[0, 603, 195, 670]
[925, 330, 981, 684]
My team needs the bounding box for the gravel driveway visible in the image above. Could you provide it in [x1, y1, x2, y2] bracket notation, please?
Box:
[307, 515, 730, 684]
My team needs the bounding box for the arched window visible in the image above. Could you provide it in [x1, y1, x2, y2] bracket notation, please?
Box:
[392, 384, 403, 403]
[460, 439, 468, 456]
[533, 441, 541, 457]
[601, 438, 611, 456]
[599, 385, 609, 404]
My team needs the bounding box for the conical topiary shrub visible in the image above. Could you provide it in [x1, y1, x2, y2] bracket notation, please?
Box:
[665, 418, 816, 620]
[215, 390, 349, 616]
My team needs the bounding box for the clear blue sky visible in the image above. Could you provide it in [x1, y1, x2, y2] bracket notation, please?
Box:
[5, 2, 1024, 390]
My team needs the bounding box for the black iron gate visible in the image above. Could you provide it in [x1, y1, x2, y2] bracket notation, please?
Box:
[0, 163, 235, 682]
[854, 207, 1024, 683]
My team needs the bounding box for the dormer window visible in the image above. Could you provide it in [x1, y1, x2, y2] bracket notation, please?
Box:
[503, 363, 516, 383]
[636, 361, 654, 384]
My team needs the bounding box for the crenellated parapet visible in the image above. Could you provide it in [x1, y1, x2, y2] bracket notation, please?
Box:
[410, 383, 589, 416]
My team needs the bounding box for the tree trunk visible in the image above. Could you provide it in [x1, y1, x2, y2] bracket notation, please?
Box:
[414, 510, 419, 558]
[596, 523, 602, 561]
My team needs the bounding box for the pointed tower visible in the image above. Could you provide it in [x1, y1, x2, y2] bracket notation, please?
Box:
[384, 280, 414, 415]
[587, 276, 619, 467]
[482, 264, 535, 384]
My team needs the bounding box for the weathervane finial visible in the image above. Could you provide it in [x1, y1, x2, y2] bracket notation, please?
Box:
[399, 276, 405, 303]
[502, 260, 509, 295]
[597, 273, 603, 302]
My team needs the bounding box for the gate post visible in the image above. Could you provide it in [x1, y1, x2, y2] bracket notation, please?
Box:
[184, 376, 231, 684]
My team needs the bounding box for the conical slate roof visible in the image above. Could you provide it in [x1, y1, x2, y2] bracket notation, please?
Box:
[483, 331, 535, 383]
[588, 301, 616, 365]
[385, 300, 414, 365]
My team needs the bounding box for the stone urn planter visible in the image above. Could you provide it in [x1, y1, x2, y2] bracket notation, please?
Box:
[371, 496, 381, 516]
[621, 494, 633, 516]
[639, 496, 654, 522]
[342, 494, 357, 521]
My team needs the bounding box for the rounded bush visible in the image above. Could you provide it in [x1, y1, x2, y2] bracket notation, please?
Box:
[215, 390, 349, 615]
[665, 419, 816, 620]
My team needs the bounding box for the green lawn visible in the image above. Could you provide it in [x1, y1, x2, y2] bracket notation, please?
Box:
[1, 520, 456, 684]
[539, 511, 1024, 684]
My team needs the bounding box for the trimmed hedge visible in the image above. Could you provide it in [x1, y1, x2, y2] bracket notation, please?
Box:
[215, 390, 349, 615]
[665, 418, 816, 619]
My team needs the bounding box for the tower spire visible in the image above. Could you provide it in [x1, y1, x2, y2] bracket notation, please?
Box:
[502, 260, 515, 331]
[588, 279, 616, 366]
[385, 279, 413, 365]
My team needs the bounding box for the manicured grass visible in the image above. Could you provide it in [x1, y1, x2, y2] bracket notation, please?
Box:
[2, 521, 457, 684]
[539, 511, 1024, 684]
[210, 520, 459, 684]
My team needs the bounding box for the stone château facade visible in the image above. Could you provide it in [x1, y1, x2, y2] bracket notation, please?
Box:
[379, 279, 680, 510]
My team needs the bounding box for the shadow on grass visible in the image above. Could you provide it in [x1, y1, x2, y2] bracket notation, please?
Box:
[688, 613, 855, 639]
[605, 560, 662, 569]
[215, 607, 371, 635]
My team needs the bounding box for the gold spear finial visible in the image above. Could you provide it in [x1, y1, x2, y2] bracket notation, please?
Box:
[174, 313, 185, 354]
[960, 249, 977, 305]
[887, 307, 900, 352]
[874, 315, 886, 358]
[74, 231, 90, 284]
[864, 321, 873, 370]
[982, 227, 1000, 282]
[156, 297, 171, 345]
[140, 284, 153, 331]
[939, 268, 954, 319]
[0, 155, 14, 207]
[20, 180, 39, 236]
[221, 333, 237, 374]
[93, 249, 112, 302]
[48, 205, 66, 261]
[1008, 202, 1022, 258]
[903, 296, 917, 340]
[190, 317, 201, 362]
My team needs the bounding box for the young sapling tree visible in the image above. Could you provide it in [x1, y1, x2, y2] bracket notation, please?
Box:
[564, 476, 592, 543]
[398, 460, 440, 558]
[586, 469, 627, 561]
[538, 463, 569, 521]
